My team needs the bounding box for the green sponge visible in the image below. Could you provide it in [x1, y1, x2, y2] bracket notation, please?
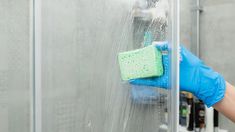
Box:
[118, 45, 163, 80]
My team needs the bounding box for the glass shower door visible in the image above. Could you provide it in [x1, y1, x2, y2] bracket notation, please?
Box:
[0, 1, 34, 132]
[35, 0, 180, 131]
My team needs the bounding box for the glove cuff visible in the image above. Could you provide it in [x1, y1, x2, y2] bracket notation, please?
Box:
[204, 75, 226, 107]
[196, 68, 226, 107]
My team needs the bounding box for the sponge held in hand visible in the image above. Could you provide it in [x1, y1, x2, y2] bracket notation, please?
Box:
[118, 45, 163, 80]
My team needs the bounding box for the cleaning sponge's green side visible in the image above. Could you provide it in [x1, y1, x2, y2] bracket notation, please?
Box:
[118, 45, 163, 80]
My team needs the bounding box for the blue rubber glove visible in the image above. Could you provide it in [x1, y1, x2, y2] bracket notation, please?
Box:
[130, 43, 226, 107]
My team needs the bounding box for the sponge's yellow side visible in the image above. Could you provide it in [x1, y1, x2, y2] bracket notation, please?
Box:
[118, 45, 163, 80]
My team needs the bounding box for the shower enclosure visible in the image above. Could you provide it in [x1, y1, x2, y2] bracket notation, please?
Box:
[0, 0, 180, 132]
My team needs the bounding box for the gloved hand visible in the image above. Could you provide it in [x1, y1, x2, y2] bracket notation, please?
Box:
[130, 43, 226, 107]
[129, 44, 169, 104]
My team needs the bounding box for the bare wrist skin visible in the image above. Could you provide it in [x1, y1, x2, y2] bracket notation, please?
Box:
[213, 82, 235, 123]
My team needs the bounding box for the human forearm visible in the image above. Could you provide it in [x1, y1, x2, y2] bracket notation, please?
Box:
[213, 82, 235, 123]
